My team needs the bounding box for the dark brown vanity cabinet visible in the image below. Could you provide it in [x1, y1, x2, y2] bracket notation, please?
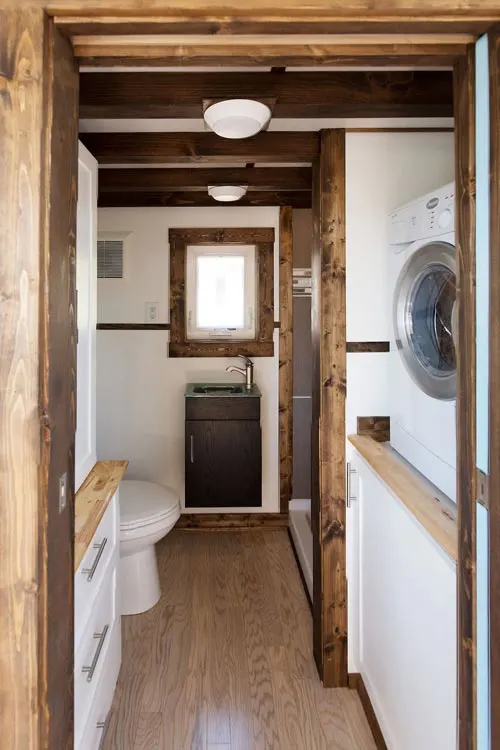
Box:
[185, 395, 262, 508]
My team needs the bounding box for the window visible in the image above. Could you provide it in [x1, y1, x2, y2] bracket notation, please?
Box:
[186, 245, 256, 340]
[168, 227, 275, 358]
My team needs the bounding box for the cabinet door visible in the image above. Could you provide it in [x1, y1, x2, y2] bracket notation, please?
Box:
[75, 143, 98, 490]
[185, 420, 261, 508]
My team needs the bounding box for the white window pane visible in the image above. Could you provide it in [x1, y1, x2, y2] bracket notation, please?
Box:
[196, 255, 245, 329]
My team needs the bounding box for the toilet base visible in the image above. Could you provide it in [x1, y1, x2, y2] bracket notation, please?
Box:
[120, 545, 161, 616]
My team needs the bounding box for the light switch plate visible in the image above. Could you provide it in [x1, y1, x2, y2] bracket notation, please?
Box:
[145, 301, 159, 323]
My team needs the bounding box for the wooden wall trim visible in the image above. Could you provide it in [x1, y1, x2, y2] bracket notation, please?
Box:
[279, 207, 293, 513]
[347, 341, 390, 352]
[97, 323, 170, 330]
[311, 129, 348, 687]
[168, 227, 275, 358]
[348, 674, 388, 750]
[454, 46, 477, 750]
[489, 25, 500, 750]
[357, 416, 390, 442]
[0, 9, 78, 749]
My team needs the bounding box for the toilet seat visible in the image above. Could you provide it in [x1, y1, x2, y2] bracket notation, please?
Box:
[120, 480, 179, 531]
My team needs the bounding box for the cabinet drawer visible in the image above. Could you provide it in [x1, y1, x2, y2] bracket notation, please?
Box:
[186, 397, 260, 421]
[75, 617, 121, 750]
[75, 564, 118, 733]
[75, 492, 119, 643]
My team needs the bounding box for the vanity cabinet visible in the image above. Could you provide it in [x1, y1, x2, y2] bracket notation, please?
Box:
[185, 394, 262, 508]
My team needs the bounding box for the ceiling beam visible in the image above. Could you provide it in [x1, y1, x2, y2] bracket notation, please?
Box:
[98, 190, 311, 208]
[73, 36, 468, 68]
[98, 166, 312, 192]
[79, 131, 319, 164]
[80, 71, 453, 119]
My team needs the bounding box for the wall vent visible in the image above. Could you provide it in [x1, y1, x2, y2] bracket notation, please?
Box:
[97, 238, 124, 279]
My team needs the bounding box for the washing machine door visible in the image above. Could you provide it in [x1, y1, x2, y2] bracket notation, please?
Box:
[393, 241, 457, 401]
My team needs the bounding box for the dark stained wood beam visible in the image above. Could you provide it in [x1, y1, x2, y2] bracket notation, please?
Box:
[98, 190, 311, 208]
[79, 131, 319, 164]
[98, 166, 312, 193]
[80, 70, 453, 119]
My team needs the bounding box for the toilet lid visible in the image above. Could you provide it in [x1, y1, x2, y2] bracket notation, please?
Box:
[120, 480, 179, 530]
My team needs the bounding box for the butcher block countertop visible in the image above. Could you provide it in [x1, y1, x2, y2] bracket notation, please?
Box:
[348, 434, 457, 562]
[75, 460, 128, 571]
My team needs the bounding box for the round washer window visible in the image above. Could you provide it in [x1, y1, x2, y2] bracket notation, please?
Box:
[393, 242, 457, 401]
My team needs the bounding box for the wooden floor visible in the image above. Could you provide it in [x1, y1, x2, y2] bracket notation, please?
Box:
[104, 529, 376, 750]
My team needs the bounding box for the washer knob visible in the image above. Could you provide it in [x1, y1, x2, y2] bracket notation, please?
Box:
[438, 209, 452, 229]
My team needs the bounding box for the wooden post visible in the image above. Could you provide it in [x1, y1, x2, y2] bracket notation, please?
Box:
[0, 8, 79, 749]
[279, 206, 293, 512]
[454, 46, 477, 750]
[489, 25, 500, 750]
[311, 129, 348, 687]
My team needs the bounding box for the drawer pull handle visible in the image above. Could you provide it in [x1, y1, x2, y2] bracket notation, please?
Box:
[190, 434, 195, 464]
[82, 624, 109, 683]
[346, 462, 358, 508]
[81, 537, 108, 582]
[97, 713, 111, 750]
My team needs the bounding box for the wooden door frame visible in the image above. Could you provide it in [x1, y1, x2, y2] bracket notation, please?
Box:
[0, 5, 490, 746]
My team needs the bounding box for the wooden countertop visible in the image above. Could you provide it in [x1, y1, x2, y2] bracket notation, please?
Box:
[75, 460, 128, 572]
[348, 434, 457, 562]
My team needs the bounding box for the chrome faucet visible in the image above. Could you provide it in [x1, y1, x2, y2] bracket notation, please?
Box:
[226, 355, 254, 390]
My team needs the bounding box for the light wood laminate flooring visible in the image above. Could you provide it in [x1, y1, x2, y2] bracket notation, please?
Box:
[103, 529, 376, 750]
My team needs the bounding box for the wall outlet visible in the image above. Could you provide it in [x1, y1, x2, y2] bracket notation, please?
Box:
[145, 301, 159, 323]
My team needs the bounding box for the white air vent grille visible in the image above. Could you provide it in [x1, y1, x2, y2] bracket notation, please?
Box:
[97, 239, 123, 279]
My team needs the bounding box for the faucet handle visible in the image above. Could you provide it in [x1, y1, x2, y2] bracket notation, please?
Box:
[238, 354, 253, 366]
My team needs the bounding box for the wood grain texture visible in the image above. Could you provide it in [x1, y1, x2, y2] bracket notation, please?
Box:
[103, 529, 377, 750]
[0, 10, 78, 750]
[349, 434, 458, 561]
[79, 70, 453, 119]
[99, 190, 312, 209]
[357, 416, 390, 443]
[311, 130, 348, 687]
[348, 674, 388, 750]
[97, 323, 170, 330]
[74, 460, 128, 570]
[346, 341, 390, 352]
[454, 46, 477, 750]
[98, 166, 312, 193]
[489, 26, 500, 750]
[175, 513, 289, 530]
[169, 227, 274, 358]
[79, 131, 319, 165]
[279, 206, 293, 513]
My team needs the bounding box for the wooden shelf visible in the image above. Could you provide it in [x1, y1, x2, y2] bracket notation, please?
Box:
[348, 434, 457, 562]
[75, 460, 128, 571]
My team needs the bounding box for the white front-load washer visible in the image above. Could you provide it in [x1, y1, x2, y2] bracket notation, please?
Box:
[388, 182, 457, 502]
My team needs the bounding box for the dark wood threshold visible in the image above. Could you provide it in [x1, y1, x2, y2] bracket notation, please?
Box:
[175, 512, 288, 530]
[347, 341, 390, 353]
[287, 527, 313, 614]
[98, 321, 281, 330]
[348, 673, 388, 750]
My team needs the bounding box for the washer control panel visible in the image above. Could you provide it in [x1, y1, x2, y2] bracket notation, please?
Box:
[389, 182, 455, 245]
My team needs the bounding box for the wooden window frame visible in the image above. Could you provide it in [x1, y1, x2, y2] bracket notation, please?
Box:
[168, 227, 275, 357]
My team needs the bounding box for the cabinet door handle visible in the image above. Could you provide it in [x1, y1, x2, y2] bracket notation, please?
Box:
[190, 434, 195, 464]
[81, 537, 108, 582]
[346, 462, 357, 507]
[97, 713, 111, 750]
[82, 624, 109, 682]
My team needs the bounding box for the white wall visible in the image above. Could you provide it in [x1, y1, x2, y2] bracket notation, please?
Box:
[96, 206, 280, 513]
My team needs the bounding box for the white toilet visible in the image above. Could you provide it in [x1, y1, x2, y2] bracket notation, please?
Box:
[119, 480, 180, 616]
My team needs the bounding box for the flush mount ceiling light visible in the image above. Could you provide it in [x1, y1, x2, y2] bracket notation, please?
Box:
[204, 99, 272, 139]
[208, 185, 248, 203]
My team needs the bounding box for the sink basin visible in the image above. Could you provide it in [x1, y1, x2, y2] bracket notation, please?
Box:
[185, 382, 261, 398]
[193, 385, 244, 395]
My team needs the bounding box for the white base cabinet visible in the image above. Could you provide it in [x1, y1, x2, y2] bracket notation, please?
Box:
[75, 492, 121, 750]
[347, 446, 457, 750]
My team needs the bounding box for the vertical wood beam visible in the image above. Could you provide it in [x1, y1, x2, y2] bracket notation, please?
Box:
[279, 206, 293, 512]
[311, 129, 348, 687]
[0, 8, 78, 749]
[454, 46, 477, 750]
[488, 25, 500, 750]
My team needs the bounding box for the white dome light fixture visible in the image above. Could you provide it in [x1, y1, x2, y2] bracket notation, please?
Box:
[204, 99, 271, 140]
[208, 185, 248, 203]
